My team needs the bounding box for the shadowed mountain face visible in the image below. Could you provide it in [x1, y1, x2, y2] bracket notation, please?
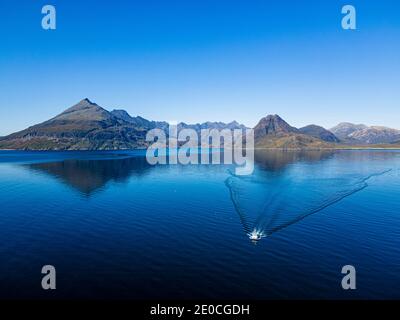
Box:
[254, 114, 299, 139]
[27, 156, 151, 195]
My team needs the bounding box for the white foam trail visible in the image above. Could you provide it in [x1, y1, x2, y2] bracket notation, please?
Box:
[226, 169, 392, 242]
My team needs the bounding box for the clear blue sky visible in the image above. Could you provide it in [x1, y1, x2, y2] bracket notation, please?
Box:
[0, 0, 399, 135]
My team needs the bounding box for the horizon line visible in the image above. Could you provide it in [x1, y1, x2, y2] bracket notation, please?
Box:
[1, 97, 399, 137]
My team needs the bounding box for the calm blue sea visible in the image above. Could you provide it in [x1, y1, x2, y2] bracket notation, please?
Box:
[0, 149, 399, 299]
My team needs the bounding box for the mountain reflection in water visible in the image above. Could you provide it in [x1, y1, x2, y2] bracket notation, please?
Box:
[27, 156, 152, 195]
[0, 149, 399, 299]
[25, 150, 396, 241]
[253, 149, 334, 171]
[25, 150, 334, 196]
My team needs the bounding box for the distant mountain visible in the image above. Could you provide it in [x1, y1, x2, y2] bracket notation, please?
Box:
[110, 110, 247, 134]
[0, 99, 149, 150]
[178, 121, 247, 133]
[253, 115, 333, 149]
[254, 114, 299, 139]
[111, 109, 169, 130]
[330, 122, 400, 144]
[299, 125, 340, 143]
[255, 133, 333, 149]
[1, 99, 399, 150]
[0, 99, 247, 150]
[347, 126, 400, 144]
[330, 122, 368, 140]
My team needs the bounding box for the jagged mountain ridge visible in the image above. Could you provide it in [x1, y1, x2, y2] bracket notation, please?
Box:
[111, 109, 169, 130]
[0, 99, 247, 150]
[0, 98, 399, 150]
[111, 109, 247, 133]
[330, 122, 400, 144]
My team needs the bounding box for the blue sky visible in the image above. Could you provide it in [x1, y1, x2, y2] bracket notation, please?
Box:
[0, 0, 399, 135]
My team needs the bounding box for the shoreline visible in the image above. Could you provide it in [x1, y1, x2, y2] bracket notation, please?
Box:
[1, 147, 400, 152]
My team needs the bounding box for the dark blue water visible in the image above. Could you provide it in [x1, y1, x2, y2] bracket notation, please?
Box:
[0, 149, 399, 299]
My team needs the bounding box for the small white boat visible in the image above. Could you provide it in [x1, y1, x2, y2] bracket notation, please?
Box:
[248, 229, 264, 241]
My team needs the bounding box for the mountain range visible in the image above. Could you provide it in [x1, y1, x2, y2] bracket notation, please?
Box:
[329, 122, 400, 144]
[0, 98, 399, 150]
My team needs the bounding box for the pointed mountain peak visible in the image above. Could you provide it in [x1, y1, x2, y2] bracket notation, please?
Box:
[60, 98, 101, 114]
[81, 98, 95, 104]
[254, 114, 299, 138]
[53, 99, 112, 121]
[265, 114, 282, 120]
